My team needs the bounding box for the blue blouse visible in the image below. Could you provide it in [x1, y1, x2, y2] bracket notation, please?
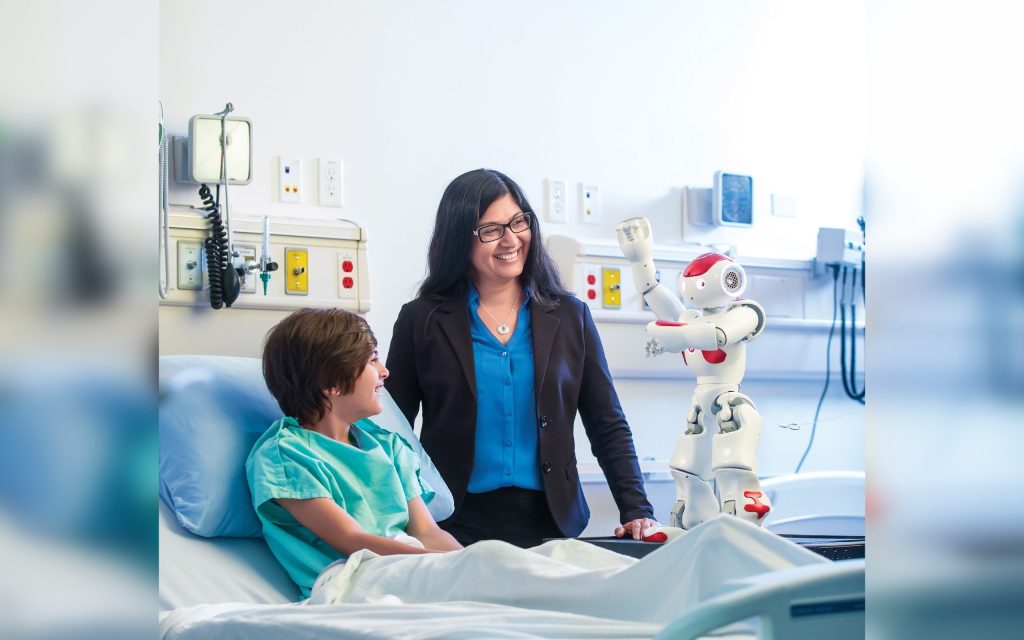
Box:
[467, 285, 543, 492]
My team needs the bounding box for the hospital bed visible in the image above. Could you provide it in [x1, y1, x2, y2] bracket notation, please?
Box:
[159, 355, 863, 639]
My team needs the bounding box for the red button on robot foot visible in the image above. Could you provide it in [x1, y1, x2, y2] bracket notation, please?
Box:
[641, 532, 668, 543]
[342, 277, 354, 289]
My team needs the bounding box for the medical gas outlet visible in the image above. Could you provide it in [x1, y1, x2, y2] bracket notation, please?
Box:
[177, 241, 203, 290]
[234, 244, 258, 294]
[602, 267, 621, 309]
[285, 247, 309, 295]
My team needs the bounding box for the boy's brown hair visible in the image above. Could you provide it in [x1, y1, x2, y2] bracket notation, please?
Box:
[262, 308, 377, 425]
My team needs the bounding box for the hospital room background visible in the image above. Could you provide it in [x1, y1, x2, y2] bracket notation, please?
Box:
[159, 0, 866, 536]
[4, 0, 1024, 637]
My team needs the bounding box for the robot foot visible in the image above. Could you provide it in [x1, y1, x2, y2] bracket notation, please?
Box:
[715, 468, 771, 526]
[669, 470, 721, 530]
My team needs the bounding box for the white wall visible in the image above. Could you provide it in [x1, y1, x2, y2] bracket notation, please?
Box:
[160, 0, 866, 529]
[161, 0, 865, 350]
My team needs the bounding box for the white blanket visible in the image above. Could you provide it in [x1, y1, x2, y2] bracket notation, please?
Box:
[162, 516, 827, 639]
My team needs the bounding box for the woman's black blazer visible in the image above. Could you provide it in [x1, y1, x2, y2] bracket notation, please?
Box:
[384, 291, 653, 537]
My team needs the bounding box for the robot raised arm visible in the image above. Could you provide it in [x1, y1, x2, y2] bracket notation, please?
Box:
[616, 218, 686, 322]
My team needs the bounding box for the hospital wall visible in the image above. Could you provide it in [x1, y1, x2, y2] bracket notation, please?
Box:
[159, 0, 866, 533]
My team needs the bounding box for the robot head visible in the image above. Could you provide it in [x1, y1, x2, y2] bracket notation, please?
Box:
[678, 252, 747, 308]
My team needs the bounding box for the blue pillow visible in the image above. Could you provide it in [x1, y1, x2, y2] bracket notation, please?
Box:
[159, 355, 454, 538]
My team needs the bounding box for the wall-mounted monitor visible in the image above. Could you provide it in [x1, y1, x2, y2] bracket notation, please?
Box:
[713, 171, 753, 227]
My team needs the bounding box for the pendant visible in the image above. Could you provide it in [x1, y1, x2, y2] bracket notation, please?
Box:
[497, 324, 511, 335]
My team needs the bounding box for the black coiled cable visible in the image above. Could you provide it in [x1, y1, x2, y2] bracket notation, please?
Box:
[839, 266, 865, 403]
[198, 184, 239, 309]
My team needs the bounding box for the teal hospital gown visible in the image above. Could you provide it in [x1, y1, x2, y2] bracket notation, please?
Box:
[245, 416, 435, 597]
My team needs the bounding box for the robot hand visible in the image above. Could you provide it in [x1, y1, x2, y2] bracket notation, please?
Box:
[616, 217, 654, 264]
[644, 321, 720, 354]
[640, 524, 686, 543]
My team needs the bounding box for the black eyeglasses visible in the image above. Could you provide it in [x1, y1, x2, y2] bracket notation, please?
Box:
[472, 212, 532, 243]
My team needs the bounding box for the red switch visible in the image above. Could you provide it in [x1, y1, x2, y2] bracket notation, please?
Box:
[587, 289, 596, 300]
[586, 274, 596, 285]
[342, 277, 354, 289]
[342, 260, 354, 273]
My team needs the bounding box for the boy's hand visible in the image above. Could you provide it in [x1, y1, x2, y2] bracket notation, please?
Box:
[406, 496, 463, 551]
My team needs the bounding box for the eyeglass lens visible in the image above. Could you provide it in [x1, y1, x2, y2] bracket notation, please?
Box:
[477, 213, 531, 242]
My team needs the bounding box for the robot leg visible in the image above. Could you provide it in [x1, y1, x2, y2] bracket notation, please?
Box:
[667, 406, 719, 530]
[712, 397, 771, 525]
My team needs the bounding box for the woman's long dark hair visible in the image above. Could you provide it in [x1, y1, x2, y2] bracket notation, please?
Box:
[418, 169, 568, 309]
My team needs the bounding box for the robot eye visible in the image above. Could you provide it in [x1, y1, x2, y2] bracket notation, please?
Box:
[696, 279, 706, 289]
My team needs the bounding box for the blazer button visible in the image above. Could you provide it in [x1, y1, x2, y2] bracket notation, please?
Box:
[543, 461, 552, 473]
[539, 416, 549, 428]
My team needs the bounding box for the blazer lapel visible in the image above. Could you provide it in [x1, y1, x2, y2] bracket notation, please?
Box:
[436, 296, 477, 399]
[531, 302, 559, 398]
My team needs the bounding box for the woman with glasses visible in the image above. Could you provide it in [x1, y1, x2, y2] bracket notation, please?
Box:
[385, 168, 657, 548]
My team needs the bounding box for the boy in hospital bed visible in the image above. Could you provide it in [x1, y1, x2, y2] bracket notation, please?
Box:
[246, 307, 462, 597]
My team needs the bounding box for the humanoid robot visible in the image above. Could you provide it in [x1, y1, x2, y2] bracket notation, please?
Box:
[616, 217, 771, 537]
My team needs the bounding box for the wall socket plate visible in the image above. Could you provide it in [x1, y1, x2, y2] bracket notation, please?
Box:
[580, 183, 600, 224]
[234, 243, 257, 293]
[176, 240, 203, 290]
[545, 178, 567, 223]
[279, 157, 302, 203]
[284, 246, 309, 295]
[319, 158, 344, 207]
[771, 193, 798, 218]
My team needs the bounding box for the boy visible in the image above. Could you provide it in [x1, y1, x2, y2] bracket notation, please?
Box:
[246, 308, 462, 597]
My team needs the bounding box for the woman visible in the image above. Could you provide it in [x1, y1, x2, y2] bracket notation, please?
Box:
[385, 168, 656, 547]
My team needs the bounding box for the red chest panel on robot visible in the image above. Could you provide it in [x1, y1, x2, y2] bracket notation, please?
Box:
[702, 349, 727, 363]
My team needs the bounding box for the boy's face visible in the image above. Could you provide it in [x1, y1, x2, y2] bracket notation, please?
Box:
[338, 350, 389, 420]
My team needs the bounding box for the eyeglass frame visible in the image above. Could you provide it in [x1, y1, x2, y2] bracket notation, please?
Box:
[471, 212, 533, 243]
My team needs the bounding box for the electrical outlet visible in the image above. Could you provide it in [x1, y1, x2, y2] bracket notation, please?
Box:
[319, 158, 344, 207]
[582, 264, 599, 306]
[177, 241, 203, 290]
[279, 157, 302, 203]
[580, 183, 600, 224]
[545, 178, 567, 223]
[338, 252, 357, 299]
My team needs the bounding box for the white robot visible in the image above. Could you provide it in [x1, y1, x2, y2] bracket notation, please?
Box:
[616, 217, 771, 536]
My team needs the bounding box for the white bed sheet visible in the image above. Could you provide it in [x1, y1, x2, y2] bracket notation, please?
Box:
[162, 517, 824, 639]
[159, 500, 300, 610]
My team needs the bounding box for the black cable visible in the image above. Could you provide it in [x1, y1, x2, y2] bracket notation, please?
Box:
[839, 267, 853, 397]
[198, 184, 240, 309]
[838, 266, 865, 404]
[199, 184, 225, 309]
[797, 264, 840, 473]
[848, 268, 865, 399]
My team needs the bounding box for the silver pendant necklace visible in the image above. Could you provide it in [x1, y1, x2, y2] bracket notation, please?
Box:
[480, 290, 521, 336]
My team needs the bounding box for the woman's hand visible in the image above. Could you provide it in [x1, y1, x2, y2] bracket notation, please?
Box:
[614, 517, 660, 540]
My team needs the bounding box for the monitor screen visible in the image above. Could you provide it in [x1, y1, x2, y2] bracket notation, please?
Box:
[720, 173, 753, 225]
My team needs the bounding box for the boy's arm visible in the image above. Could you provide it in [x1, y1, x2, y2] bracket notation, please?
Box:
[276, 497, 433, 557]
[405, 497, 463, 551]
